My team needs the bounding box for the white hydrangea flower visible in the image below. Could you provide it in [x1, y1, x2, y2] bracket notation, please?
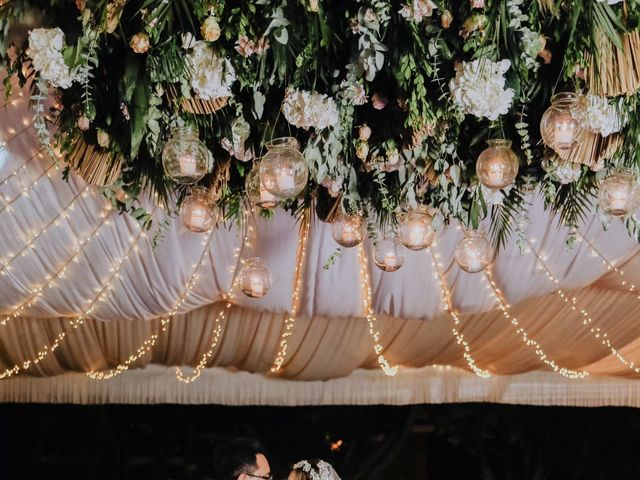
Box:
[282, 89, 339, 130]
[449, 58, 515, 121]
[187, 41, 236, 100]
[399, 0, 437, 23]
[583, 93, 624, 137]
[554, 161, 582, 184]
[28, 28, 76, 89]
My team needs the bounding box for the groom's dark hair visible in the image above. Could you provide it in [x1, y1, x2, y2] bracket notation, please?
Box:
[214, 437, 268, 480]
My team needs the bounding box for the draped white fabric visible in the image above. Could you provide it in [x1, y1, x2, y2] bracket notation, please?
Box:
[1, 81, 640, 405]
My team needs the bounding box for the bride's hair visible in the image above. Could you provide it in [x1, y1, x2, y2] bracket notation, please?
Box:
[289, 459, 340, 480]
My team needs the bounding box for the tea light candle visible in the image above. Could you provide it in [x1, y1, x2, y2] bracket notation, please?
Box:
[383, 252, 397, 269]
[554, 119, 576, 149]
[276, 169, 295, 191]
[190, 206, 207, 229]
[250, 276, 264, 298]
[259, 181, 278, 208]
[179, 152, 198, 176]
[408, 223, 423, 247]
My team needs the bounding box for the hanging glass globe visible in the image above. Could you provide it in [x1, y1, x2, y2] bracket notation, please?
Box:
[238, 257, 273, 298]
[246, 164, 280, 209]
[331, 212, 367, 248]
[180, 187, 217, 233]
[397, 206, 435, 251]
[540, 92, 586, 154]
[259, 137, 308, 199]
[162, 126, 211, 184]
[476, 139, 519, 190]
[373, 235, 406, 272]
[598, 168, 640, 217]
[454, 229, 493, 273]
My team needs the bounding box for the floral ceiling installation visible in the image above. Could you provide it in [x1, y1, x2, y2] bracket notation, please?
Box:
[2, 0, 640, 254]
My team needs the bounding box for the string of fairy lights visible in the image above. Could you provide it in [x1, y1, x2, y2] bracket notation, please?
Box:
[1, 203, 112, 326]
[0, 185, 91, 273]
[525, 236, 640, 375]
[1, 115, 640, 381]
[356, 244, 399, 376]
[484, 267, 590, 379]
[575, 230, 639, 300]
[174, 209, 251, 384]
[0, 207, 154, 379]
[428, 248, 492, 378]
[0, 157, 57, 215]
[270, 211, 311, 374]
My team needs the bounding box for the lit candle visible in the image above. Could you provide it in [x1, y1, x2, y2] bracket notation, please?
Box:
[259, 181, 278, 208]
[466, 251, 482, 272]
[383, 251, 397, 270]
[487, 164, 503, 186]
[408, 223, 423, 247]
[276, 169, 295, 191]
[609, 189, 629, 213]
[342, 227, 356, 245]
[179, 152, 197, 176]
[250, 276, 264, 297]
[189, 206, 207, 229]
[553, 118, 576, 150]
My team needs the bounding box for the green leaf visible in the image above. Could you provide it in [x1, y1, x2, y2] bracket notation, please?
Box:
[130, 82, 150, 159]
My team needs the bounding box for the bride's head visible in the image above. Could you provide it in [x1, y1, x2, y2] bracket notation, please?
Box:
[288, 459, 341, 480]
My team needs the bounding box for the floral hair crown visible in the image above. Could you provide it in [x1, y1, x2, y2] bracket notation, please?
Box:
[292, 460, 340, 480]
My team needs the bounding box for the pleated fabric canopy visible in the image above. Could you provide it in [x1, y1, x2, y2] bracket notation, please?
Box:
[1, 82, 640, 406]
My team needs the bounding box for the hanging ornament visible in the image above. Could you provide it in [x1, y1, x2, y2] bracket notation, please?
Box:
[598, 168, 640, 217]
[373, 235, 406, 272]
[238, 257, 273, 298]
[397, 206, 435, 251]
[454, 229, 493, 273]
[540, 92, 586, 154]
[246, 164, 280, 209]
[180, 187, 217, 233]
[476, 139, 519, 190]
[259, 137, 308, 199]
[331, 212, 367, 248]
[162, 126, 211, 184]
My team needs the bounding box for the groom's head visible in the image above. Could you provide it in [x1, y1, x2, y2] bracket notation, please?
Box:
[214, 438, 271, 480]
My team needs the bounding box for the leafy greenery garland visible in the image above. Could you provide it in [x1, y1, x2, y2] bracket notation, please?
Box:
[1, 0, 639, 245]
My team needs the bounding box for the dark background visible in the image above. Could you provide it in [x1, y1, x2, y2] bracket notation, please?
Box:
[1, 403, 639, 480]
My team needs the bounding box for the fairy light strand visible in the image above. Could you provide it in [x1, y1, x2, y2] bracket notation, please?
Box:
[357, 244, 399, 377]
[0, 160, 58, 214]
[0, 208, 154, 379]
[0, 149, 44, 190]
[428, 248, 491, 378]
[525, 237, 640, 375]
[87, 226, 215, 380]
[0, 185, 91, 273]
[484, 267, 589, 379]
[270, 211, 311, 374]
[1, 204, 112, 326]
[175, 207, 252, 384]
[574, 230, 638, 300]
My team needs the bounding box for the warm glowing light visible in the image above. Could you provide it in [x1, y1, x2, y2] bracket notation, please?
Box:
[373, 235, 405, 272]
[598, 168, 639, 217]
[259, 137, 308, 199]
[398, 206, 435, 251]
[454, 229, 493, 273]
[239, 257, 273, 298]
[540, 92, 586, 154]
[476, 139, 519, 190]
[332, 212, 366, 248]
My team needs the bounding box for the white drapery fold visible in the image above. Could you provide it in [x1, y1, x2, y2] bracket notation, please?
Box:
[2, 78, 640, 405]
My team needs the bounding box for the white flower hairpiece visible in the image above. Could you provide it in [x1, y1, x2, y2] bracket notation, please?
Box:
[292, 460, 341, 480]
